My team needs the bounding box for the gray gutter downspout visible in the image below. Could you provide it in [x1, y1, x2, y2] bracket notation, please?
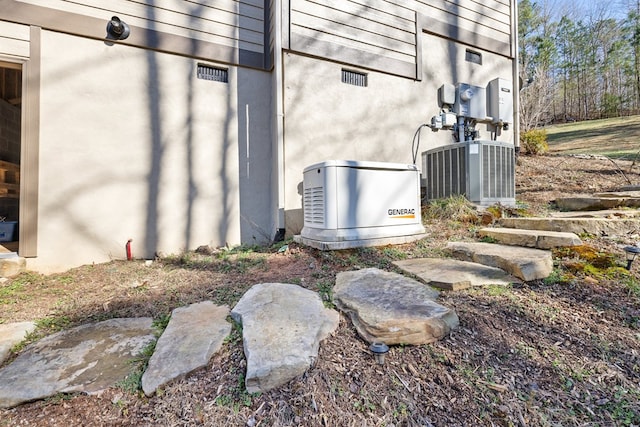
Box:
[512, 0, 520, 153]
[273, 0, 286, 240]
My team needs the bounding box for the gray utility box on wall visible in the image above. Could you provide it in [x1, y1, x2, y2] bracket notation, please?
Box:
[421, 141, 515, 206]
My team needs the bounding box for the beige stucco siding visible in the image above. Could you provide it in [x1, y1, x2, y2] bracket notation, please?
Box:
[28, 30, 248, 272]
[282, 33, 514, 235]
[0, 21, 30, 59]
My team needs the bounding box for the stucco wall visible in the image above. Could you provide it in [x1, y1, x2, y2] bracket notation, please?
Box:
[28, 30, 272, 272]
[282, 32, 514, 235]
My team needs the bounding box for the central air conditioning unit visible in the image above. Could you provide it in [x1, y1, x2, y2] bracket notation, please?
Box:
[297, 160, 426, 250]
[421, 141, 515, 206]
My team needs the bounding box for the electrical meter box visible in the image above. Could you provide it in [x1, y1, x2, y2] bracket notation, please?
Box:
[454, 83, 486, 120]
[298, 160, 426, 249]
[438, 83, 456, 106]
[487, 78, 513, 125]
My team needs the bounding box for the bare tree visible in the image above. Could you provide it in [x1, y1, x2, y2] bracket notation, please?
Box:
[520, 66, 555, 131]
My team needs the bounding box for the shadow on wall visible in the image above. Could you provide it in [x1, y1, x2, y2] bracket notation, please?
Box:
[142, 0, 239, 258]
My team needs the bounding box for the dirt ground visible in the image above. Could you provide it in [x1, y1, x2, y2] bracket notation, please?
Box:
[1, 154, 640, 426]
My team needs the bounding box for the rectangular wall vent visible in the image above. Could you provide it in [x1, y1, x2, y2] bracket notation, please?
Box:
[465, 49, 482, 65]
[341, 69, 368, 87]
[197, 64, 228, 83]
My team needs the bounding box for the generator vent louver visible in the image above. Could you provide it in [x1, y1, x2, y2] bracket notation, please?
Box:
[422, 141, 515, 205]
[303, 186, 325, 225]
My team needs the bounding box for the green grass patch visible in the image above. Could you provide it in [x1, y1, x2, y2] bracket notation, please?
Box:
[116, 314, 171, 394]
[545, 115, 640, 159]
[0, 272, 47, 304]
[485, 284, 511, 296]
[213, 371, 260, 412]
[603, 387, 640, 425]
[381, 246, 408, 260]
[116, 339, 158, 394]
[0, 282, 25, 304]
[35, 315, 72, 333]
[316, 280, 335, 309]
[621, 275, 640, 297]
[223, 319, 243, 345]
[164, 249, 267, 274]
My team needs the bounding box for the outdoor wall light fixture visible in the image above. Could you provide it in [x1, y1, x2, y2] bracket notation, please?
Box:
[369, 342, 389, 365]
[106, 16, 130, 40]
[624, 245, 640, 270]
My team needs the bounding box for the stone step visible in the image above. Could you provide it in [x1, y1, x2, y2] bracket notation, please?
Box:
[446, 241, 553, 281]
[0, 290, 338, 408]
[555, 194, 640, 211]
[498, 217, 640, 237]
[479, 227, 582, 249]
[0, 322, 36, 365]
[334, 268, 458, 345]
[549, 209, 640, 219]
[394, 258, 519, 291]
[231, 283, 338, 394]
[0, 318, 156, 409]
[142, 302, 231, 397]
[0, 253, 26, 278]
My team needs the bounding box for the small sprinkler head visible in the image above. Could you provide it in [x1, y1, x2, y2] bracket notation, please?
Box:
[369, 342, 389, 365]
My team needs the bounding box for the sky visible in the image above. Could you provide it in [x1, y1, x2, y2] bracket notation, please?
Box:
[544, 0, 633, 21]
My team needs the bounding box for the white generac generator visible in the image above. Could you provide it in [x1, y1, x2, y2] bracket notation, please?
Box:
[299, 160, 425, 248]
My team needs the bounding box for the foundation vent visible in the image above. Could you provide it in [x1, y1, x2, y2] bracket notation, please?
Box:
[197, 64, 228, 83]
[341, 69, 367, 87]
[465, 49, 483, 65]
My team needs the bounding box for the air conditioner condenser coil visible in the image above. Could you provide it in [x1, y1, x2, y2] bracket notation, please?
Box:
[422, 141, 515, 206]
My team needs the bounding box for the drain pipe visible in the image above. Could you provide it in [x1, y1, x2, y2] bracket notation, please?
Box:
[273, 0, 286, 241]
[511, 0, 520, 156]
[125, 239, 133, 261]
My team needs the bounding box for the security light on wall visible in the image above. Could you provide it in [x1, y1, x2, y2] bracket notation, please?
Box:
[106, 16, 130, 40]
